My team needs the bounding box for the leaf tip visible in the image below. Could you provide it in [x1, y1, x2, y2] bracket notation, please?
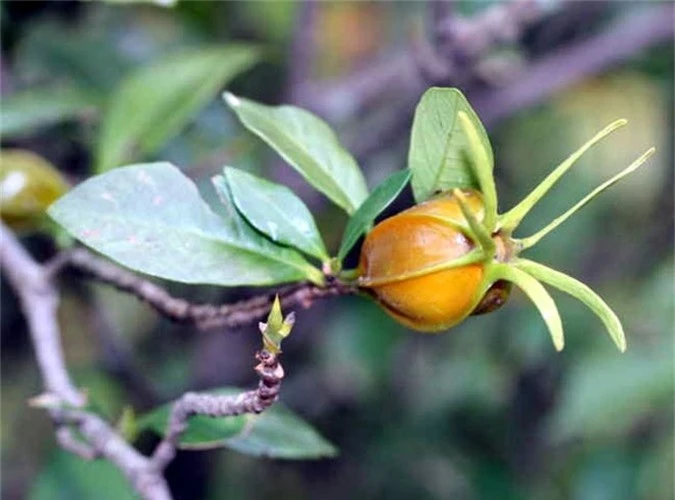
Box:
[223, 92, 241, 108]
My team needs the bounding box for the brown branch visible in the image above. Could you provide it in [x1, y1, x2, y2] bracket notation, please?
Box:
[472, 3, 675, 127]
[1, 224, 301, 498]
[0, 223, 172, 500]
[151, 349, 284, 470]
[297, 2, 672, 165]
[298, 0, 544, 121]
[48, 247, 357, 330]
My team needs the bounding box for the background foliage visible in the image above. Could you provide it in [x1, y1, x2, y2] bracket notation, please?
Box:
[1, 1, 673, 499]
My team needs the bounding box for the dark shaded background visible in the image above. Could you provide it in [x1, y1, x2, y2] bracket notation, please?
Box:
[1, 1, 673, 499]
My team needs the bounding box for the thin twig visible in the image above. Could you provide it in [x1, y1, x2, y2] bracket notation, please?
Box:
[299, 0, 544, 121]
[151, 349, 285, 470]
[0, 223, 172, 500]
[472, 3, 675, 127]
[1, 224, 300, 498]
[48, 247, 357, 330]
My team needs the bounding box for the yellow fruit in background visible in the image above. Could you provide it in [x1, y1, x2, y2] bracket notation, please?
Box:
[0, 149, 69, 231]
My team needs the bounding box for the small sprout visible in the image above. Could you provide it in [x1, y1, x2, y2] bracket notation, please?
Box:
[259, 295, 295, 354]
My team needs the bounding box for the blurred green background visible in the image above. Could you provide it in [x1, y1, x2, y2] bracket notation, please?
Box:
[1, 1, 673, 499]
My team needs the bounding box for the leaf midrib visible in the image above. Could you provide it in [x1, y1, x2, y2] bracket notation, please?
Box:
[244, 105, 357, 212]
[64, 209, 313, 276]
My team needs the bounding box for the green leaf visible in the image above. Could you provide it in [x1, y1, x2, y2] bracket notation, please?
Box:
[489, 263, 564, 351]
[225, 403, 337, 459]
[337, 169, 411, 261]
[137, 396, 248, 449]
[224, 93, 368, 214]
[30, 449, 135, 500]
[409, 87, 493, 203]
[515, 259, 626, 351]
[0, 87, 99, 139]
[138, 388, 338, 458]
[224, 167, 329, 261]
[48, 162, 322, 286]
[96, 45, 258, 173]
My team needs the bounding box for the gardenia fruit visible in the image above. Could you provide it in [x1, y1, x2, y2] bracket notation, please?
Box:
[357, 115, 655, 352]
[358, 189, 491, 331]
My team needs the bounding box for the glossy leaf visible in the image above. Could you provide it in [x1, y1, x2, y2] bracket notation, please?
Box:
[0, 87, 99, 139]
[225, 403, 337, 459]
[515, 259, 626, 351]
[337, 169, 411, 261]
[48, 162, 322, 286]
[96, 46, 258, 173]
[138, 404, 247, 449]
[224, 167, 329, 261]
[138, 388, 338, 458]
[224, 93, 368, 214]
[409, 87, 493, 203]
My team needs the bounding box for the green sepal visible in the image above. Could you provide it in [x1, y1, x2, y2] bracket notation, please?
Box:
[358, 248, 485, 287]
[514, 259, 626, 352]
[453, 189, 496, 257]
[116, 406, 139, 443]
[517, 147, 656, 249]
[498, 119, 627, 232]
[488, 263, 565, 351]
[457, 111, 498, 231]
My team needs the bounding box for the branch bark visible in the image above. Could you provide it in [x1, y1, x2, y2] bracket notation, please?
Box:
[0, 223, 172, 500]
[151, 349, 284, 470]
[472, 3, 675, 127]
[48, 247, 357, 330]
[1, 224, 296, 499]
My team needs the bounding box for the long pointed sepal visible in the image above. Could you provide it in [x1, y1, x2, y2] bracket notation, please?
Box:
[518, 147, 655, 249]
[498, 119, 628, 232]
[514, 259, 626, 352]
[489, 263, 565, 351]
